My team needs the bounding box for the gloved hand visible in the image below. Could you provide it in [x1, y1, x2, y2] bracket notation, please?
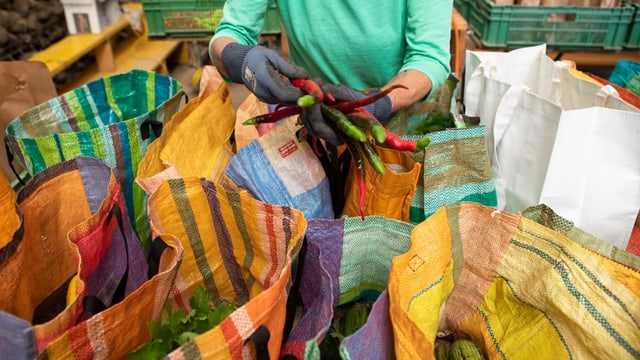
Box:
[221, 43, 309, 104]
[300, 103, 342, 146]
[321, 83, 393, 123]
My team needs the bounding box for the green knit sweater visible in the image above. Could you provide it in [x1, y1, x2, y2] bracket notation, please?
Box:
[211, 0, 452, 91]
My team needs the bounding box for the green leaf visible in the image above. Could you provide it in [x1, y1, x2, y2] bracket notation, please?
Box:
[208, 303, 237, 328]
[178, 331, 199, 346]
[127, 339, 174, 360]
[189, 286, 213, 316]
[148, 319, 173, 344]
[127, 286, 237, 360]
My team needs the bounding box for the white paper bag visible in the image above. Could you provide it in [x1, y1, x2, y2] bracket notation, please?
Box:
[492, 84, 563, 213]
[464, 44, 554, 116]
[492, 64, 639, 213]
[539, 107, 640, 250]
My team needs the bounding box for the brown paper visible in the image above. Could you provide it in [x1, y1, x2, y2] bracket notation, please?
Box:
[0, 61, 57, 184]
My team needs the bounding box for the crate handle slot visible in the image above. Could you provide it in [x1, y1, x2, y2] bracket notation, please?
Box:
[547, 13, 577, 22]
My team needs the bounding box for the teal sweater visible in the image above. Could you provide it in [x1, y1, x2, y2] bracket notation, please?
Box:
[212, 0, 452, 91]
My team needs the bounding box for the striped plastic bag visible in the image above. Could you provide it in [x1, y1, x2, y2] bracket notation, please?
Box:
[39, 233, 183, 359]
[280, 216, 414, 359]
[145, 177, 306, 359]
[388, 202, 640, 359]
[407, 126, 497, 224]
[0, 157, 150, 356]
[136, 68, 235, 188]
[224, 116, 334, 220]
[4, 69, 183, 249]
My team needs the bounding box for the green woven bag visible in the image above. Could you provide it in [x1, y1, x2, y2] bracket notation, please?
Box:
[406, 126, 497, 224]
[4, 69, 183, 249]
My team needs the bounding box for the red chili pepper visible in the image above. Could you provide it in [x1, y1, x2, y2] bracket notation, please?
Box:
[383, 128, 431, 153]
[242, 106, 302, 125]
[332, 84, 407, 114]
[291, 78, 324, 102]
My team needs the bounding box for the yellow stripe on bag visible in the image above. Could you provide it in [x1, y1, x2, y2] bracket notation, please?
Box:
[165, 178, 229, 302]
[471, 277, 571, 359]
[496, 220, 640, 359]
[389, 207, 455, 358]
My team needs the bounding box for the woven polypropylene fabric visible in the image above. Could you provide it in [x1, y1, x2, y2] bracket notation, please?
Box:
[281, 215, 414, 359]
[408, 126, 497, 224]
[147, 176, 306, 360]
[5, 70, 183, 248]
[224, 117, 334, 221]
[2, 157, 149, 356]
[522, 204, 640, 268]
[389, 202, 640, 359]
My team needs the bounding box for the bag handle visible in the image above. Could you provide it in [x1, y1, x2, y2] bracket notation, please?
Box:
[79, 205, 131, 322]
[281, 238, 307, 346]
[139, 118, 164, 141]
[138, 92, 189, 141]
[245, 325, 271, 360]
[4, 136, 26, 186]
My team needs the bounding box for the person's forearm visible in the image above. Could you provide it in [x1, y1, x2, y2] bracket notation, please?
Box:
[210, 37, 237, 78]
[382, 70, 432, 113]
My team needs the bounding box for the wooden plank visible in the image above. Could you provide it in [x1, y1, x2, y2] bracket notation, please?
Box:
[59, 37, 182, 93]
[29, 16, 130, 76]
[95, 41, 117, 73]
[451, 8, 468, 78]
[547, 50, 640, 68]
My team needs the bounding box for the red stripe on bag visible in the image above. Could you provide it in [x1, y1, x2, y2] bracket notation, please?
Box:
[627, 212, 640, 256]
[220, 315, 242, 358]
[263, 203, 279, 288]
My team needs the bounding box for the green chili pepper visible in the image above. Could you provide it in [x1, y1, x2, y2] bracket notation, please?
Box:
[360, 141, 386, 175]
[320, 103, 367, 142]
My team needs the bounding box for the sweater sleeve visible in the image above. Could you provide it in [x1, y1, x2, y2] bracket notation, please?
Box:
[401, 0, 453, 92]
[210, 0, 271, 45]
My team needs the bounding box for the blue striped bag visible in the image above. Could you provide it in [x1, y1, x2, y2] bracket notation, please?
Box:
[4, 70, 183, 248]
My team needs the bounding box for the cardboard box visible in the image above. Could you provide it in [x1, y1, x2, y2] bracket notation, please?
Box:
[61, 0, 122, 34]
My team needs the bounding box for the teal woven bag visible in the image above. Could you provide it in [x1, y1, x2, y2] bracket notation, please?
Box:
[4, 70, 183, 249]
[407, 126, 497, 224]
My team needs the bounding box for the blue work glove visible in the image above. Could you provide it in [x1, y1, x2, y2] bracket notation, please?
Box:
[300, 102, 342, 147]
[321, 83, 393, 123]
[221, 43, 308, 104]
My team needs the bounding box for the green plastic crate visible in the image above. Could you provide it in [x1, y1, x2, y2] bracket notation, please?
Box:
[624, 0, 640, 48]
[454, 0, 470, 21]
[467, 0, 635, 50]
[142, 0, 281, 37]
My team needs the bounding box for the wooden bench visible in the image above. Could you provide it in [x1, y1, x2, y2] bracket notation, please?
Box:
[29, 3, 184, 94]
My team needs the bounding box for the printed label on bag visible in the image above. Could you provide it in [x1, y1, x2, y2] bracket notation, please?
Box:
[278, 140, 298, 158]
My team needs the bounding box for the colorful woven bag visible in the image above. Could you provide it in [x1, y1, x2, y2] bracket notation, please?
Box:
[145, 177, 306, 359]
[224, 116, 334, 220]
[280, 215, 414, 359]
[136, 66, 236, 187]
[0, 157, 149, 355]
[339, 145, 422, 222]
[39, 232, 183, 359]
[407, 126, 497, 224]
[387, 202, 640, 359]
[4, 69, 183, 248]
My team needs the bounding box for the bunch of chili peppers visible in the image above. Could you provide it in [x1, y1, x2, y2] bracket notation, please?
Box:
[242, 79, 431, 220]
